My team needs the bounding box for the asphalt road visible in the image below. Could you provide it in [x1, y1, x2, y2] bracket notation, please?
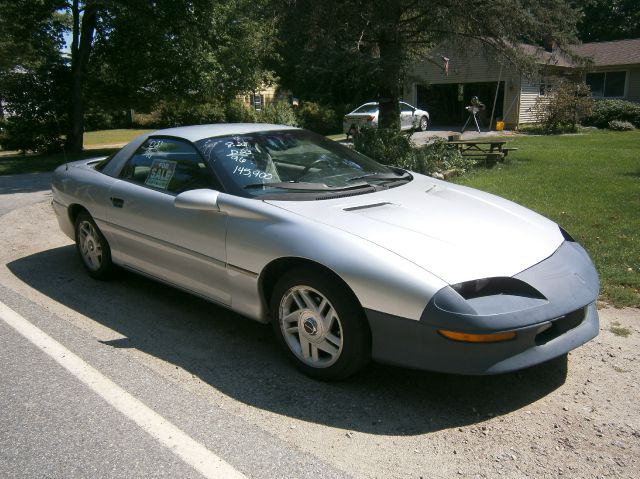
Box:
[1, 171, 638, 479]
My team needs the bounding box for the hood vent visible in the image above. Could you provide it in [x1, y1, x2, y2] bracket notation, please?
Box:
[343, 202, 393, 212]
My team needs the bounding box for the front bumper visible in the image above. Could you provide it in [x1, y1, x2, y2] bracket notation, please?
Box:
[365, 240, 600, 375]
[366, 302, 598, 374]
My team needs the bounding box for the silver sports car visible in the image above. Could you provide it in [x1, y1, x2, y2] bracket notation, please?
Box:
[52, 124, 599, 380]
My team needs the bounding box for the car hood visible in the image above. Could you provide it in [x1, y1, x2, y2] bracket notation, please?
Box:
[266, 175, 564, 285]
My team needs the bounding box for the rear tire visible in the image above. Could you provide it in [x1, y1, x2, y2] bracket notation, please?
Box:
[271, 269, 370, 381]
[74, 211, 113, 280]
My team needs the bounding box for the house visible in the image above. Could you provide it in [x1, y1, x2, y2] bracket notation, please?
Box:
[238, 85, 296, 111]
[403, 38, 640, 129]
[572, 39, 640, 101]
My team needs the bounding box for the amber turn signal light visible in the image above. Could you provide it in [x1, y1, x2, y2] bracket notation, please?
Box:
[438, 329, 517, 343]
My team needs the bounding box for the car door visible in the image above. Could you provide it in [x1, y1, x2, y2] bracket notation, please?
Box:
[399, 102, 415, 130]
[106, 136, 230, 305]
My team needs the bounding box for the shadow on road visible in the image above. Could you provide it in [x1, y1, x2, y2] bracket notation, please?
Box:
[9, 245, 568, 436]
[0, 172, 53, 195]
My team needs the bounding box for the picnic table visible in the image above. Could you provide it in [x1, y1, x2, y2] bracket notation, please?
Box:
[448, 140, 518, 163]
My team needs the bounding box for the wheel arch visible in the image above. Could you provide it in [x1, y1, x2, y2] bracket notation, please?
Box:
[259, 257, 368, 328]
[68, 203, 91, 225]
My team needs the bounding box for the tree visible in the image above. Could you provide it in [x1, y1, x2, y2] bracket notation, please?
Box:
[0, 1, 68, 150]
[88, 1, 276, 117]
[73, 0, 276, 152]
[1, 0, 276, 153]
[575, 0, 640, 42]
[276, 0, 580, 129]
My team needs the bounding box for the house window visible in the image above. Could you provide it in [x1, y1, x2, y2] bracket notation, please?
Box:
[586, 71, 626, 98]
[250, 93, 264, 110]
[539, 83, 552, 96]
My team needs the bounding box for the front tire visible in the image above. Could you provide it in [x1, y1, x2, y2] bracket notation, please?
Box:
[271, 269, 371, 380]
[74, 211, 113, 280]
[417, 115, 429, 132]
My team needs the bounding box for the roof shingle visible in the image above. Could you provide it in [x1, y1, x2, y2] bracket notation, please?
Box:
[570, 38, 640, 66]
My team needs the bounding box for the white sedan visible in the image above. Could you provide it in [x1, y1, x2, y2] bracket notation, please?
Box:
[343, 101, 430, 137]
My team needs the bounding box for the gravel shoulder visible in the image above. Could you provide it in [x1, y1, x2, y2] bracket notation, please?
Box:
[1, 180, 638, 479]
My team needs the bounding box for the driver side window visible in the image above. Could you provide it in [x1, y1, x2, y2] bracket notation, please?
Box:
[120, 138, 216, 194]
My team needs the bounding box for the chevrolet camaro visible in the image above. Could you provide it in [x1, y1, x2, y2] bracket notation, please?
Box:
[51, 124, 599, 380]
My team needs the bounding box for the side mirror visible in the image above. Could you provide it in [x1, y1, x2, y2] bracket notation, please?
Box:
[174, 189, 220, 211]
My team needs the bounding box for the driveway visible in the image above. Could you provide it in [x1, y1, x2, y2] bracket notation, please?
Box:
[411, 126, 517, 146]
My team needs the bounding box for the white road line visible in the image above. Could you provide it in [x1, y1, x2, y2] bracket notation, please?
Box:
[0, 301, 247, 479]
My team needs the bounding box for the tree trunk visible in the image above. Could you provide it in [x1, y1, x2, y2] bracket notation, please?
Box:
[376, 4, 402, 130]
[68, 1, 98, 153]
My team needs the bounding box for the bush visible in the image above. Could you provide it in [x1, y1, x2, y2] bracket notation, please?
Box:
[225, 99, 258, 123]
[84, 108, 130, 131]
[353, 128, 413, 165]
[133, 110, 163, 128]
[607, 120, 636, 131]
[583, 99, 640, 128]
[0, 115, 64, 153]
[532, 80, 593, 134]
[258, 101, 298, 126]
[353, 128, 471, 176]
[295, 102, 339, 134]
[0, 62, 68, 153]
[404, 139, 473, 176]
[159, 100, 226, 127]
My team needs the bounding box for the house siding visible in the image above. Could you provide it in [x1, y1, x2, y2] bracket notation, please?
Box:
[406, 42, 522, 127]
[518, 78, 545, 124]
[410, 43, 509, 85]
[627, 67, 640, 102]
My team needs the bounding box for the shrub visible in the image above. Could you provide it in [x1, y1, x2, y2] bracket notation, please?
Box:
[404, 139, 473, 176]
[295, 102, 339, 134]
[353, 128, 471, 176]
[583, 99, 640, 128]
[159, 100, 226, 127]
[516, 123, 547, 134]
[0, 114, 64, 153]
[353, 128, 413, 165]
[133, 110, 163, 128]
[258, 101, 298, 126]
[84, 108, 130, 131]
[0, 62, 68, 153]
[225, 99, 258, 123]
[607, 120, 636, 131]
[532, 80, 593, 134]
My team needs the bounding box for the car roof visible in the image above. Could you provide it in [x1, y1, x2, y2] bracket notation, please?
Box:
[354, 101, 413, 108]
[100, 123, 301, 177]
[151, 123, 300, 142]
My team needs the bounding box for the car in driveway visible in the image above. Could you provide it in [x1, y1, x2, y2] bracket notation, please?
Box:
[51, 123, 599, 380]
[343, 101, 430, 137]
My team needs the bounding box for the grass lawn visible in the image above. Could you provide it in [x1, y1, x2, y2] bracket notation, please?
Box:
[83, 129, 152, 148]
[0, 129, 151, 175]
[454, 130, 640, 308]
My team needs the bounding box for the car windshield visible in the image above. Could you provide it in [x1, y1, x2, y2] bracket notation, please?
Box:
[352, 104, 379, 114]
[195, 129, 409, 198]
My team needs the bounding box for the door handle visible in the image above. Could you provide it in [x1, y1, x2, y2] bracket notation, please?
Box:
[110, 197, 124, 208]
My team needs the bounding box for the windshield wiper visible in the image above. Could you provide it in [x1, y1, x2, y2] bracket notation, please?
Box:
[243, 181, 372, 191]
[346, 172, 411, 183]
